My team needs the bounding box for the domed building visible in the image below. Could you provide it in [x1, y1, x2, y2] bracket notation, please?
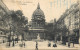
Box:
[32, 3, 45, 29]
[28, 3, 45, 39]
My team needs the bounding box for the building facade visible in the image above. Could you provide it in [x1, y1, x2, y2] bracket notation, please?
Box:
[0, 0, 11, 43]
[28, 3, 45, 40]
[56, 2, 80, 44]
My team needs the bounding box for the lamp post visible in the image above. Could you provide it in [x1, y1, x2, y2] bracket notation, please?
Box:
[68, 15, 71, 47]
[9, 24, 11, 47]
[12, 31, 15, 47]
[11, 24, 16, 47]
[17, 34, 18, 43]
[15, 27, 18, 43]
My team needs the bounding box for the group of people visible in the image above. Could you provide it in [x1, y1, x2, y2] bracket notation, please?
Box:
[20, 41, 57, 49]
[48, 42, 57, 47]
[20, 41, 38, 49]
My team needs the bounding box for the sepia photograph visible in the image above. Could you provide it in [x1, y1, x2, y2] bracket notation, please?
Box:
[0, 0, 80, 50]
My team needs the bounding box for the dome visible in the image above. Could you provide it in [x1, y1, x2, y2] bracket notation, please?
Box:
[32, 3, 45, 19]
[33, 9, 44, 16]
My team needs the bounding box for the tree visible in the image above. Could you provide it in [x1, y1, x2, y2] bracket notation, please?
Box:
[11, 10, 28, 42]
[61, 25, 68, 45]
[45, 23, 54, 40]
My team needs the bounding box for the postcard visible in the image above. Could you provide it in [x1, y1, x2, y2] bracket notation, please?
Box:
[0, 0, 80, 50]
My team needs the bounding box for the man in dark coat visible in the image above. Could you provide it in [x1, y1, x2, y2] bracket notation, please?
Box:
[48, 42, 51, 47]
[35, 41, 38, 50]
[53, 43, 57, 47]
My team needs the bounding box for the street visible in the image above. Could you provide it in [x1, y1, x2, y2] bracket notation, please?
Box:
[0, 40, 80, 50]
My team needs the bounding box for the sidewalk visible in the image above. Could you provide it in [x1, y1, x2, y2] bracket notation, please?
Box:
[57, 41, 80, 48]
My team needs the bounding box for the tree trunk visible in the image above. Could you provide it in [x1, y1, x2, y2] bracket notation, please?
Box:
[17, 35, 18, 43]
[55, 36, 57, 43]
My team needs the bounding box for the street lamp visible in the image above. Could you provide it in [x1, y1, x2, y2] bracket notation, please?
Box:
[13, 34, 15, 47]
[11, 25, 16, 47]
[9, 24, 11, 47]
[68, 14, 71, 47]
[8, 20, 13, 47]
[17, 34, 18, 43]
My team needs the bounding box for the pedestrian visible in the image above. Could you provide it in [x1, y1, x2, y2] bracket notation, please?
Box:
[3, 40, 4, 43]
[21, 44, 23, 47]
[73, 41, 74, 47]
[68, 36, 71, 48]
[68, 41, 70, 48]
[73, 37, 75, 47]
[24, 42, 25, 48]
[35, 41, 38, 50]
[53, 43, 57, 47]
[48, 42, 51, 47]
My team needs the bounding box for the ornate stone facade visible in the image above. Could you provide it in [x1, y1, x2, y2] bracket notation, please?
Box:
[28, 3, 45, 40]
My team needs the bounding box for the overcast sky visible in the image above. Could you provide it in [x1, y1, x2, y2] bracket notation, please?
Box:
[3, 0, 77, 22]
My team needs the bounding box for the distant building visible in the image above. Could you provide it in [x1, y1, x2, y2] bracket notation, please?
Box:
[28, 3, 45, 39]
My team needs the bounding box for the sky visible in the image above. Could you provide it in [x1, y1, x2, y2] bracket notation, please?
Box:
[3, 0, 77, 22]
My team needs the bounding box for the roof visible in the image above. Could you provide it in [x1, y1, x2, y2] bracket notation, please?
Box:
[0, 0, 10, 15]
[32, 3, 45, 19]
